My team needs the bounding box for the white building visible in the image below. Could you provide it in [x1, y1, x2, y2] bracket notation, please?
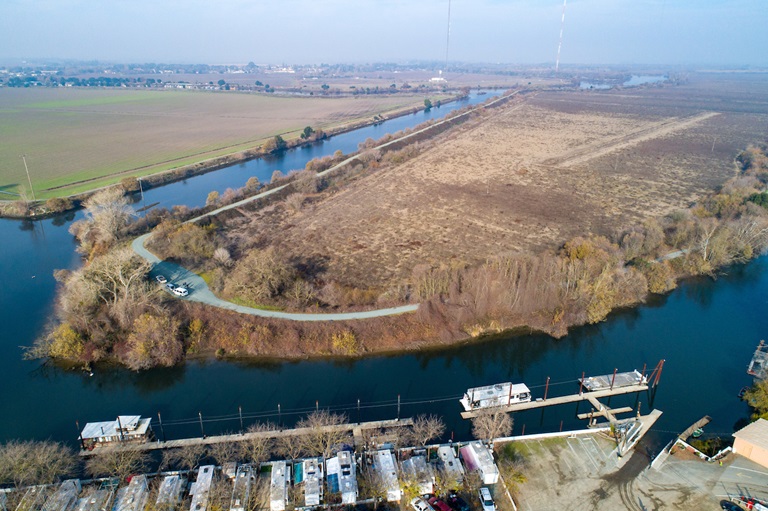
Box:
[373, 450, 401, 502]
[326, 451, 358, 505]
[460, 442, 499, 484]
[79, 416, 152, 448]
[73, 489, 112, 511]
[269, 461, 291, 511]
[190, 466, 215, 511]
[400, 454, 434, 495]
[302, 458, 324, 507]
[113, 475, 149, 511]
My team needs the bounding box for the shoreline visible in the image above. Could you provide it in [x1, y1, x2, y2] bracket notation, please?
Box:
[0, 91, 469, 220]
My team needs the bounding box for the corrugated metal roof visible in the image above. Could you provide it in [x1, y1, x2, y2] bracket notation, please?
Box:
[734, 418, 768, 448]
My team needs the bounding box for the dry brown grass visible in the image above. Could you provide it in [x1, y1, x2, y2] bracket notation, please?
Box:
[223, 75, 768, 290]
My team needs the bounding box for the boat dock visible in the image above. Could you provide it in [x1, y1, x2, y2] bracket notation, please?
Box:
[460, 383, 649, 419]
[748, 340, 768, 379]
[80, 417, 412, 456]
[460, 360, 664, 420]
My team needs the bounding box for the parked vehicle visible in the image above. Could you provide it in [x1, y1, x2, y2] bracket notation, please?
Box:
[165, 282, 176, 290]
[173, 287, 189, 297]
[155, 275, 167, 284]
[478, 488, 495, 511]
[428, 497, 452, 511]
[411, 497, 435, 511]
[447, 493, 469, 511]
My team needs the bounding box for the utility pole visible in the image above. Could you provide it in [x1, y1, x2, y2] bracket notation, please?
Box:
[20, 154, 36, 202]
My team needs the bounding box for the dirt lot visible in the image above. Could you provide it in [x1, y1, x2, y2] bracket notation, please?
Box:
[0, 88, 434, 198]
[224, 74, 768, 290]
[512, 434, 768, 510]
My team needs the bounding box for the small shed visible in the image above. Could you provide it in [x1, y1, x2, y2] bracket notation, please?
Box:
[733, 418, 768, 469]
[189, 466, 215, 511]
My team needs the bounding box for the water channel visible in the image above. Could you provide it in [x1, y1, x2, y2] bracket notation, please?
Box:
[0, 90, 763, 451]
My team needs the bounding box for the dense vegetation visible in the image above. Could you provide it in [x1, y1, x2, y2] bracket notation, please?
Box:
[32, 107, 768, 368]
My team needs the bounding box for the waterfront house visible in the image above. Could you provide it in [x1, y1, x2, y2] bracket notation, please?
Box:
[326, 450, 358, 505]
[189, 466, 215, 511]
[459, 442, 499, 484]
[299, 458, 324, 507]
[73, 489, 112, 511]
[733, 418, 768, 469]
[79, 416, 153, 448]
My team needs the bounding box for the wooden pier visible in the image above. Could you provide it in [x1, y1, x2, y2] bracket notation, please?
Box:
[79, 417, 412, 457]
[460, 383, 649, 419]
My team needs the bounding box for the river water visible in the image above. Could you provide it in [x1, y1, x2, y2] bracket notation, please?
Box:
[0, 90, 764, 451]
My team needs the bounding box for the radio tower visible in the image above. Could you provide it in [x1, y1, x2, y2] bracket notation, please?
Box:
[555, 0, 567, 73]
[444, 0, 452, 73]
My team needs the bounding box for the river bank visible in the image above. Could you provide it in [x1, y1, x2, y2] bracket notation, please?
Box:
[0, 91, 464, 220]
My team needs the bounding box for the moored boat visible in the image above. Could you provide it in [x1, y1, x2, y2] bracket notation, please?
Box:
[459, 382, 531, 412]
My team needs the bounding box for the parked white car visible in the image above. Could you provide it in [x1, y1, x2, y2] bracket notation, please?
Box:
[411, 497, 435, 511]
[478, 488, 496, 511]
[155, 275, 167, 284]
[173, 287, 189, 297]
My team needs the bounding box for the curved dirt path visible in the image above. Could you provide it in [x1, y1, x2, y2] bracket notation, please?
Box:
[131, 91, 517, 320]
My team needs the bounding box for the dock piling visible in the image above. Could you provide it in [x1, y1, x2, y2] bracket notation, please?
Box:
[158, 412, 166, 442]
[198, 412, 205, 439]
[610, 368, 617, 391]
[544, 377, 550, 401]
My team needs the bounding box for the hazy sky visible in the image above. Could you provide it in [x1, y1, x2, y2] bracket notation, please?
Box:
[1, 0, 766, 66]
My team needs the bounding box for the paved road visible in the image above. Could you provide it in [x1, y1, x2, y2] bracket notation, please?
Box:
[130, 91, 517, 321]
[131, 234, 418, 321]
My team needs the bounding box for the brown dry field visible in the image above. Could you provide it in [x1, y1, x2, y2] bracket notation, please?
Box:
[0, 88, 435, 198]
[224, 74, 768, 290]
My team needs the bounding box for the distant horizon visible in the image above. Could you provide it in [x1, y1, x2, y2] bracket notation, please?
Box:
[1, 0, 766, 68]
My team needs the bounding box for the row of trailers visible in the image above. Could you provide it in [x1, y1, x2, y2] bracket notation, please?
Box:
[2, 442, 499, 511]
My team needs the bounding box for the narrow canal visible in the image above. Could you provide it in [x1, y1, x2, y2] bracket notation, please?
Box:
[0, 90, 763, 451]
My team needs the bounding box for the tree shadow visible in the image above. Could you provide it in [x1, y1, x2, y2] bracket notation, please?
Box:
[289, 254, 330, 279]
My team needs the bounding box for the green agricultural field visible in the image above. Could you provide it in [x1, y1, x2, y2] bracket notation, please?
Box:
[0, 88, 433, 199]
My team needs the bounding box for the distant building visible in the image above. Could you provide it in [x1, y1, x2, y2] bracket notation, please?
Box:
[437, 445, 465, 486]
[400, 454, 434, 495]
[41, 479, 81, 511]
[269, 461, 290, 511]
[373, 449, 401, 502]
[156, 475, 186, 509]
[733, 418, 768, 468]
[79, 415, 152, 448]
[113, 475, 149, 511]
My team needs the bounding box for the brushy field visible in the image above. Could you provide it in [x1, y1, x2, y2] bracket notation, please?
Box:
[224, 73, 768, 290]
[0, 88, 434, 198]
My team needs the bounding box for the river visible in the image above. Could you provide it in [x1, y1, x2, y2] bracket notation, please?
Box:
[0, 90, 764, 451]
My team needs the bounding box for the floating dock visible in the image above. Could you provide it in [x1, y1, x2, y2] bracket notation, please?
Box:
[460, 361, 664, 420]
[748, 340, 768, 379]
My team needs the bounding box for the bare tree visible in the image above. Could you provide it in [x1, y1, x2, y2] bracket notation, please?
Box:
[274, 434, 304, 461]
[471, 410, 513, 442]
[0, 440, 78, 488]
[358, 467, 388, 510]
[294, 410, 351, 458]
[242, 422, 276, 465]
[223, 247, 295, 303]
[70, 187, 135, 255]
[207, 440, 243, 466]
[85, 446, 150, 481]
[160, 444, 207, 471]
[213, 247, 233, 267]
[407, 414, 446, 447]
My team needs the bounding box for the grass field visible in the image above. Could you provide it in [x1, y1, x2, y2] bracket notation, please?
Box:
[222, 73, 768, 289]
[0, 88, 435, 199]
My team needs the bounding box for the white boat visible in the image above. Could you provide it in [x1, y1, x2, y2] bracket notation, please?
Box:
[459, 382, 531, 411]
